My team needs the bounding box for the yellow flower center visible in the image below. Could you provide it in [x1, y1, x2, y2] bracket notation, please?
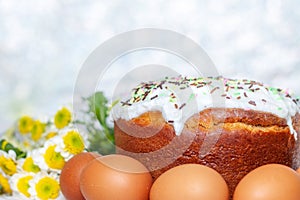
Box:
[0, 156, 17, 176]
[1, 140, 8, 150]
[63, 130, 85, 155]
[44, 145, 65, 170]
[22, 157, 40, 173]
[35, 177, 60, 199]
[17, 175, 33, 197]
[23, 140, 31, 148]
[0, 173, 12, 195]
[18, 116, 34, 134]
[31, 120, 46, 141]
[54, 107, 72, 129]
[45, 132, 57, 140]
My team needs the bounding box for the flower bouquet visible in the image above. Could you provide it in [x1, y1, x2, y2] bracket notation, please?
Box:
[0, 92, 115, 199]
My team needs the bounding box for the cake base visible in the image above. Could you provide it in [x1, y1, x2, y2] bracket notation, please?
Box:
[114, 109, 299, 198]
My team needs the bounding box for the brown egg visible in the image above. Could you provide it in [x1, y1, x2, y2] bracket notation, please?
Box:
[80, 154, 153, 200]
[150, 164, 229, 200]
[297, 167, 300, 174]
[233, 164, 300, 200]
[60, 152, 101, 200]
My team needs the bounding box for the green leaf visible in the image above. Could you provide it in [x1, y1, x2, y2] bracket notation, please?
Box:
[108, 99, 119, 112]
[86, 92, 116, 152]
[0, 139, 27, 159]
[88, 92, 108, 127]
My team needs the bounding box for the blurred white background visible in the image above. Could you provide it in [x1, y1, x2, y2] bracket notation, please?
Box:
[0, 0, 300, 132]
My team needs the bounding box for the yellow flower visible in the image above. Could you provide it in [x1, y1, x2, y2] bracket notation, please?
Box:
[17, 175, 33, 197]
[0, 173, 11, 194]
[35, 177, 60, 199]
[0, 156, 17, 176]
[31, 120, 46, 141]
[45, 132, 57, 140]
[54, 107, 72, 129]
[1, 140, 8, 150]
[23, 157, 40, 173]
[63, 130, 85, 155]
[44, 145, 65, 170]
[18, 116, 34, 134]
[23, 140, 31, 148]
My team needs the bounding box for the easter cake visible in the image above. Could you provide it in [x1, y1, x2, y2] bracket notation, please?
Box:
[112, 76, 300, 196]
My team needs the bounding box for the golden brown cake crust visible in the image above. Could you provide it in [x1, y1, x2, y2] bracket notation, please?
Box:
[114, 108, 298, 198]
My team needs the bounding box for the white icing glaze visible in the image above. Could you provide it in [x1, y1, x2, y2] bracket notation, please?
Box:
[112, 76, 300, 138]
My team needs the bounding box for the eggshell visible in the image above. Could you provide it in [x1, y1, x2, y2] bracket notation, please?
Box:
[80, 154, 153, 200]
[297, 167, 300, 174]
[150, 164, 229, 200]
[233, 164, 300, 200]
[60, 152, 101, 200]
